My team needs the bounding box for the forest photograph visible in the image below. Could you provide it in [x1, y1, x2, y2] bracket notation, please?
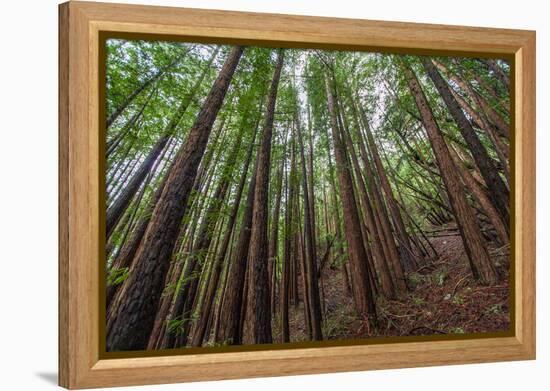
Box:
[104, 39, 511, 353]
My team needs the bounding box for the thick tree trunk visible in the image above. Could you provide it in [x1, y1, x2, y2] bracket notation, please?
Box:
[244, 49, 285, 344]
[146, 126, 225, 349]
[401, 59, 497, 285]
[164, 122, 244, 349]
[449, 146, 509, 245]
[106, 46, 244, 351]
[325, 73, 377, 319]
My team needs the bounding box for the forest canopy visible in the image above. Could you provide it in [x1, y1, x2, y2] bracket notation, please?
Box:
[104, 40, 510, 352]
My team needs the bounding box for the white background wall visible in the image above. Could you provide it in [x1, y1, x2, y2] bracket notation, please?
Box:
[0, 0, 546, 389]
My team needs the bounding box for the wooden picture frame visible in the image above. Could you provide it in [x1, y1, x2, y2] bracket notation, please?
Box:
[59, 1, 536, 389]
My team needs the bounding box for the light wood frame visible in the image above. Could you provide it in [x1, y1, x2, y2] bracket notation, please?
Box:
[59, 1, 536, 388]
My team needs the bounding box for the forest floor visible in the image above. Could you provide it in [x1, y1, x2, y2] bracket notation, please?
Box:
[271, 225, 510, 343]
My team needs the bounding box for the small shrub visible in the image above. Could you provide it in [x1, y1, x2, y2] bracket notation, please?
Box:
[452, 294, 464, 305]
[449, 327, 465, 334]
[408, 273, 424, 289]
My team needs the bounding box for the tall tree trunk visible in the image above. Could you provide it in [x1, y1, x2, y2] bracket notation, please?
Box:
[280, 141, 295, 343]
[422, 58, 509, 234]
[165, 116, 246, 349]
[190, 120, 259, 347]
[146, 124, 226, 349]
[295, 101, 323, 340]
[355, 96, 419, 271]
[347, 94, 407, 294]
[106, 46, 244, 351]
[401, 59, 497, 285]
[324, 72, 377, 319]
[481, 59, 509, 91]
[268, 147, 285, 315]
[339, 110, 396, 298]
[244, 49, 285, 344]
[322, 128, 351, 297]
[434, 60, 509, 140]
[449, 146, 509, 245]
[215, 157, 259, 345]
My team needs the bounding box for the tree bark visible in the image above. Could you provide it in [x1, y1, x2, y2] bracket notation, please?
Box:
[280, 141, 295, 343]
[422, 58, 509, 234]
[215, 155, 259, 345]
[190, 118, 259, 347]
[401, 59, 497, 285]
[324, 72, 377, 319]
[245, 49, 285, 344]
[295, 103, 323, 340]
[106, 46, 244, 351]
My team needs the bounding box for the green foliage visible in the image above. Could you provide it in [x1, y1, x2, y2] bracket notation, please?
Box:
[411, 296, 426, 306]
[105, 38, 510, 345]
[452, 294, 464, 305]
[407, 272, 425, 289]
[107, 267, 129, 287]
[432, 268, 448, 286]
[449, 327, 465, 334]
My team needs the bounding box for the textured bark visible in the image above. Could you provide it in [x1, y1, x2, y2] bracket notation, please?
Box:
[280, 143, 295, 343]
[346, 93, 407, 293]
[339, 111, 395, 298]
[295, 104, 323, 340]
[325, 73, 377, 318]
[268, 150, 285, 315]
[356, 98, 419, 271]
[215, 158, 259, 345]
[337, 108, 380, 299]
[402, 59, 497, 285]
[422, 58, 509, 234]
[244, 49, 285, 344]
[106, 142, 174, 307]
[322, 129, 350, 297]
[147, 129, 225, 349]
[434, 60, 509, 140]
[449, 146, 509, 245]
[164, 121, 243, 349]
[190, 120, 259, 347]
[106, 46, 244, 351]
[482, 59, 510, 91]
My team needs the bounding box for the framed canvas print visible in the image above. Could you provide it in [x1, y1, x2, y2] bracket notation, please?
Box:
[58, 1, 536, 389]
